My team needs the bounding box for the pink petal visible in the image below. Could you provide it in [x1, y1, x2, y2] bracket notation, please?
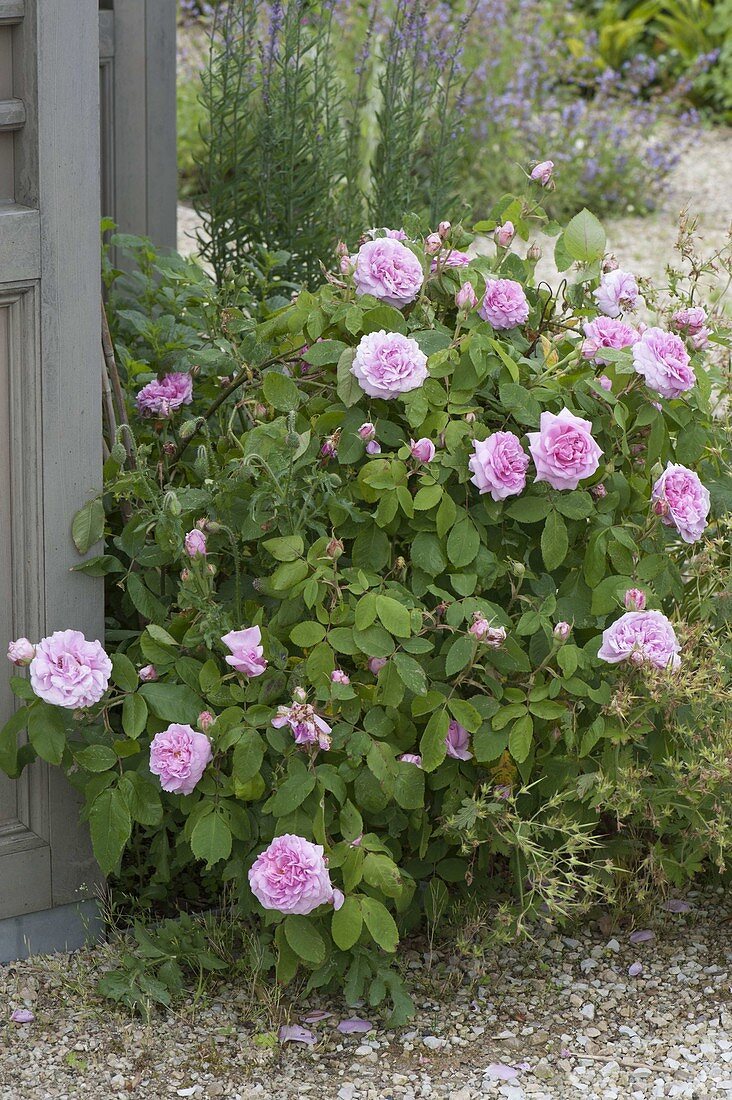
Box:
[628, 962, 643, 977]
[663, 899, 691, 913]
[332, 888, 345, 911]
[279, 1024, 316, 1045]
[484, 1064, 520, 1080]
[337, 1017, 373, 1034]
[629, 929, 655, 944]
[10, 1009, 34, 1024]
[301, 1011, 333, 1024]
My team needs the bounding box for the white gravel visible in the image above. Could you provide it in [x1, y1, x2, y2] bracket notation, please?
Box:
[2, 886, 732, 1098]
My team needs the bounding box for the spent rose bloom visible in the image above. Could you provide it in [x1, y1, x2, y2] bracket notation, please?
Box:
[221, 626, 267, 677]
[353, 238, 424, 308]
[399, 753, 422, 767]
[351, 330, 428, 400]
[593, 270, 640, 318]
[331, 669, 350, 685]
[581, 317, 639, 365]
[651, 463, 710, 543]
[528, 408, 603, 491]
[598, 610, 681, 671]
[494, 221, 515, 247]
[358, 422, 376, 441]
[7, 638, 35, 666]
[671, 305, 707, 342]
[632, 327, 695, 400]
[479, 278, 530, 330]
[136, 372, 193, 417]
[445, 720, 472, 761]
[368, 657, 387, 674]
[625, 588, 646, 611]
[410, 437, 436, 463]
[272, 701, 332, 749]
[455, 282, 477, 311]
[29, 630, 111, 709]
[530, 159, 554, 185]
[149, 723, 212, 795]
[184, 528, 207, 558]
[248, 834, 336, 915]
[138, 664, 158, 682]
[469, 432, 529, 501]
[484, 625, 507, 648]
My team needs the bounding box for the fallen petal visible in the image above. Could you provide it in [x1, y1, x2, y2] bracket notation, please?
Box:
[628, 962, 643, 977]
[629, 929, 655, 944]
[337, 1017, 373, 1034]
[484, 1064, 520, 1081]
[663, 899, 691, 913]
[278, 1024, 316, 1045]
[301, 1011, 333, 1023]
[10, 1009, 34, 1024]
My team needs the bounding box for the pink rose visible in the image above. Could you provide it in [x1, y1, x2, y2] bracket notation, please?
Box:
[624, 588, 646, 611]
[136, 372, 193, 418]
[351, 330, 428, 400]
[7, 638, 35, 666]
[353, 238, 424, 309]
[479, 279, 530, 330]
[331, 669, 350, 685]
[149, 723, 212, 795]
[138, 664, 158, 683]
[29, 630, 112, 709]
[598, 611, 681, 671]
[528, 408, 603, 491]
[184, 529, 207, 558]
[358, 422, 376, 440]
[445, 720, 472, 761]
[456, 282, 477, 311]
[469, 432, 529, 501]
[494, 221, 515, 247]
[425, 233, 442, 255]
[248, 834, 336, 915]
[272, 700, 332, 750]
[530, 159, 554, 185]
[221, 626, 267, 677]
[410, 438, 435, 463]
[368, 657, 388, 675]
[399, 753, 422, 767]
[593, 270, 640, 318]
[431, 250, 471, 272]
[581, 317, 639, 365]
[651, 463, 710, 543]
[632, 327, 695, 399]
[671, 306, 706, 338]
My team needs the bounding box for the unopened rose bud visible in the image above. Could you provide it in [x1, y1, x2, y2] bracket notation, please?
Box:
[368, 657, 387, 675]
[598, 375, 613, 392]
[465, 412, 476, 424]
[340, 254, 355, 275]
[438, 220, 451, 238]
[591, 483, 607, 500]
[530, 159, 554, 186]
[630, 649, 645, 666]
[350, 833, 363, 847]
[527, 242, 542, 262]
[410, 437, 436, 463]
[206, 563, 216, 576]
[358, 422, 376, 441]
[326, 536, 344, 560]
[434, 600, 450, 620]
[653, 498, 669, 517]
[455, 282, 477, 311]
[293, 686, 308, 703]
[425, 233, 442, 254]
[494, 221, 515, 248]
[7, 638, 35, 666]
[336, 240, 349, 259]
[198, 710, 214, 731]
[624, 588, 646, 611]
[254, 403, 267, 419]
[180, 568, 191, 582]
[331, 669, 350, 685]
[138, 664, 158, 683]
[184, 528, 207, 558]
[554, 621, 571, 642]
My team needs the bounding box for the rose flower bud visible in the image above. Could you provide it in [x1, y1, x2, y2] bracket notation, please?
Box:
[456, 282, 477, 311]
[494, 221, 515, 248]
[624, 588, 646, 612]
[410, 438, 436, 463]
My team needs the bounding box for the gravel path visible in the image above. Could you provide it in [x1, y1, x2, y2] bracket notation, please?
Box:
[2, 887, 732, 1099]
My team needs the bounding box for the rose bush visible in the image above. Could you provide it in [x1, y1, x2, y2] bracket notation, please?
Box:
[1, 198, 731, 1021]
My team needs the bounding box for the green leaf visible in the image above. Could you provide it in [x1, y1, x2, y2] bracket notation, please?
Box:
[447, 698, 483, 733]
[541, 510, 568, 570]
[337, 348, 362, 407]
[563, 208, 606, 262]
[352, 525, 390, 571]
[290, 621, 327, 647]
[411, 532, 447, 576]
[284, 914, 326, 965]
[118, 772, 162, 827]
[499, 383, 542, 427]
[122, 693, 148, 739]
[302, 339, 347, 366]
[394, 760, 425, 809]
[111, 652, 138, 693]
[74, 744, 117, 772]
[420, 709, 450, 772]
[444, 635, 475, 678]
[72, 497, 105, 554]
[361, 304, 407, 335]
[262, 535, 304, 562]
[232, 728, 265, 786]
[447, 518, 480, 568]
[89, 787, 132, 875]
[376, 596, 412, 639]
[555, 491, 593, 520]
[191, 810, 232, 869]
[139, 682, 203, 724]
[28, 704, 67, 765]
[506, 496, 551, 523]
[0, 708, 26, 776]
[392, 652, 427, 695]
[331, 897, 363, 951]
[508, 713, 534, 763]
[126, 573, 167, 625]
[360, 896, 399, 953]
[264, 770, 316, 817]
[262, 370, 301, 412]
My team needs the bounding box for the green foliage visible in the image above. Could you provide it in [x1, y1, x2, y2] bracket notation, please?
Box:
[3, 206, 732, 1021]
